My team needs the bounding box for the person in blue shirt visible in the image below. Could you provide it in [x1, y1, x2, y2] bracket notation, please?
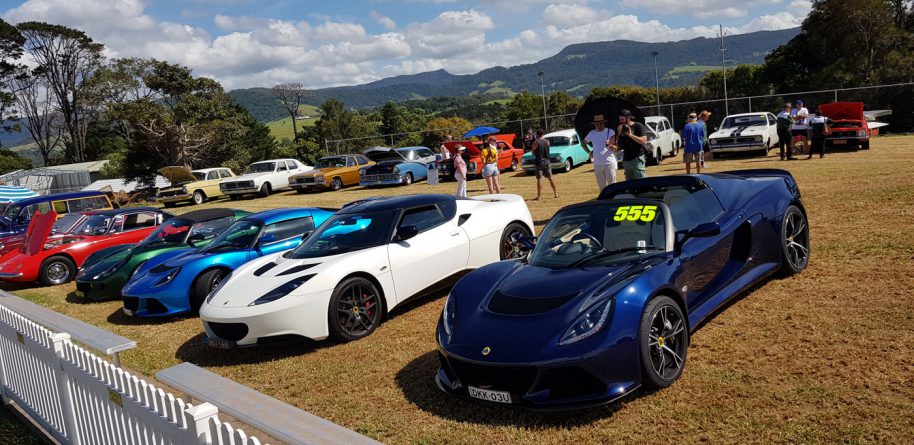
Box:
[680, 113, 705, 174]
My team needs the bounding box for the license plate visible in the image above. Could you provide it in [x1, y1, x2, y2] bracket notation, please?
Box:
[468, 386, 512, 404]
[832, 139, 847, 145]
[74, 290, 84, 298]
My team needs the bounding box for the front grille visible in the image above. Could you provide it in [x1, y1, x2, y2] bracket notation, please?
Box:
[487, 290, 578, 316]
[147, 299, 168, 314]
[295, 177, 318, 184]
[207, 322, 249, 342]
[830, 131, 859, 138]
[123, 296, 139, 312]
[362, 174, 400, 182]
[222, 181, 253, 190]
[445, 355, 538, 395]
[76, 281, 92, 293]
[716, 136, 757, 144]
[158, 189, 185, 198]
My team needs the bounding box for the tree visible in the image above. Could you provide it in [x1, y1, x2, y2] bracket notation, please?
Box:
[422, 116, 473, 148]
[272, 82, 309, 139]
[0, 18, 25, 143]
[11, 74, 63, 165]
[17, 22, 104, 163]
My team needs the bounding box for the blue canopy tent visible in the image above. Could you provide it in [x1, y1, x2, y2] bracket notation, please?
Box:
[0, 186, 38, 203]
[462, 126, 499, 139]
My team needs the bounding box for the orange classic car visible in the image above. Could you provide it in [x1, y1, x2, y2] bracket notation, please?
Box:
[289, 154, 374, 192]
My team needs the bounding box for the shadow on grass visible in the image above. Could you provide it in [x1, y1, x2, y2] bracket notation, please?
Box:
[173, 332, 335, 366]
[65, 291, 116, 305]
[394, 350, 640, 428]
[105, 307, 184, 326]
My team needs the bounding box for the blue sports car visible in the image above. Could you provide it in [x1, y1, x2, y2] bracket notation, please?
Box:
[120, 207, 335, 317]
[436, 169, 809, 409]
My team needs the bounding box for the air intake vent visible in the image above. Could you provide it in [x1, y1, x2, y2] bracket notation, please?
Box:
[253, 262, 276, 277]
[150, 263, 172, 274]
[487, 290, 578, 315]
[276, 263, 318, 276]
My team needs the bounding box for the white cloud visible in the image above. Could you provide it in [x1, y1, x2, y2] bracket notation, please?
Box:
[542, 4, 609, 28]
[370, 11, 397, 30]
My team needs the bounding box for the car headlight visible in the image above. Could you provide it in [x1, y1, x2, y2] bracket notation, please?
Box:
[550, 155, 562, 162]
[129, 260, 147, 279]
[250, 274, 315, 306]
[205, 272, 232, 304]
[468, 162, 477, 171]
[558, 299, 613, 346]
[857, 130, 867, 137]
[393, 166, 400, 174]
[754, 136, 762, 142]
[155, 267, 181, 287]
[710, 139, 719, 145]
[220, 184, 227, 190]
[442, 293, 456, 336]
[181, 186, 188, 194]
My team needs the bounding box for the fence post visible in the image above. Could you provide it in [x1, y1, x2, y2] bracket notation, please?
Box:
[748, 97, 752, 112]
[186, 402, 220, 444]
[50, 333, 82, 445]
[0, 326, 8, 404]
[834, 90, 838, 102]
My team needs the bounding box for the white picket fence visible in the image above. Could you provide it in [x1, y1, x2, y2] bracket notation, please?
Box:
[0, 302, 266, 445]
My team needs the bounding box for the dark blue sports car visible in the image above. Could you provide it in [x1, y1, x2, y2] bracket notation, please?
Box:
[436, 169, 809, 410]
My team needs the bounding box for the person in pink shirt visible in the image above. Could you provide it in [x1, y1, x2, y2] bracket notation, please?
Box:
[453, 145, 468, 198]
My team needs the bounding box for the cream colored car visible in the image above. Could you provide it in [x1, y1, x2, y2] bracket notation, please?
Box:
[157, 167, 236, 207]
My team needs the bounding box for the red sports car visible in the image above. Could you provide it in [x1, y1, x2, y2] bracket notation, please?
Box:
[0, 212, 89, 256]
[439, 134, 525, 179]
[0, 207, 171, 285]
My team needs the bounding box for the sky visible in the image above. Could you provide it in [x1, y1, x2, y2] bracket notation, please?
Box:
[0, 0, 812, 90]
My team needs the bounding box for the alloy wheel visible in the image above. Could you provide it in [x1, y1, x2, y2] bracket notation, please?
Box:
[335, 282, 381, 338]
[783, 209, 810, 271]
[648, 305, 687, 381]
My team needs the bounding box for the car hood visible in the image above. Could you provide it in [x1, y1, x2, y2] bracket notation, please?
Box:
[158, 166, 198, 183]
[226, 172, 271, 181]
[711, 126, 767, 138]
[292, 167, 341, 178]
[522, 145, 571, 160]
[363, 148, 405, 163]
[820, 102, 864, 121]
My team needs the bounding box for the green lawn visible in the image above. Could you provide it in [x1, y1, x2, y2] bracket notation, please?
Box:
[265, 104, 320, 142]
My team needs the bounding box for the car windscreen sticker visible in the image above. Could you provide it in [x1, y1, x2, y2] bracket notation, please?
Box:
[613, 205, 658, 222]
[637, 240, 647, 253]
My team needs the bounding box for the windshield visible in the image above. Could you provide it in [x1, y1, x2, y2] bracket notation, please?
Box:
[722, 115, 767, 128]
[141, 218, 193, 245]
[2, 205, 20, 220]
[51, 213, 83, 234]
[72, 214, 112, 236]
[192, 172, 206, 180]
[202, 219, 262, 251]
[529, 203, 669, 269]
[545, 136, 571, 147]
[314, 157, 346, 169]
[288, 211, 395, 259]
[245, 162, 275, 174]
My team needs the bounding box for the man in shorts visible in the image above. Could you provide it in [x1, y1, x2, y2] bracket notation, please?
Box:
[584, 114, 617, 190]
[791, 99, 810, 156]
[533, 129, 558, 200]
[680, 113, 705, 174]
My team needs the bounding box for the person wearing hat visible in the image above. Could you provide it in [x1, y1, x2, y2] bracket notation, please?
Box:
[615, 109, 649, 180]
[533, 129, 558, 200]
[791, 99, 810, 156]
[776, 103, 795, 160]
[680, 113, 705, 174]
[584, 114, 618, 189]
[698, 110, 713, 167]
[453, 144, 468, 197]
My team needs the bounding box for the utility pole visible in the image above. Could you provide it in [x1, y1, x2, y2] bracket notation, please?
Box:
[651, 51, 660, 116]
[538, 71, 548, 132]
[718, 24, 729, 116]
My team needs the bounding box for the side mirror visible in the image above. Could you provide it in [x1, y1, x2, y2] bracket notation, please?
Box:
[187, 233, 206, 247]
[511, 234, 536, 253]
[395, 225, 419, 242]
[300, 230, 312, 241]
[675, 222, 720, 253]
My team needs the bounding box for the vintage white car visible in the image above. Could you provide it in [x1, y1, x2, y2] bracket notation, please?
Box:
[219, 159, 311, 198]
[708, 112, 779, 156]
[645, 116, 682, 160]
[200, 193, 535, 346]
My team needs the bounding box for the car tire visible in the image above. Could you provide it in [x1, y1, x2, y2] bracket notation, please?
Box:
[192, 191, 205, 205]
[672, 142, 679, 157]
[861, 140, 870, 150]
[39, 256, 76, 286]
[509, 158, 518, 172]
[779, 205, 810, 275]
[656, 147, 663, 165]
[328, 276, 383, 342]
[404, 172, 413, 185]
[330, 177, 343, 191]
[259, 183, 271, 197]
[639, 295, 689, 389]
[163, 201, 175, 208]
[499, 222, 532, 260]
[760, 140, 770, 157]
[229, 194, 240, 200]
[295, 188, 307, 194]
[191, 269, 226, 313]
[563, 158, 572, 173]
[647, 150, 659, 166]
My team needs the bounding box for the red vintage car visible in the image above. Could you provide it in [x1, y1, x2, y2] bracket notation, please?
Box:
[0, 207, 171, 285]
[820, 102, 878, 150]
[0, 212, 89, 257]
[439, 134, 525, 179]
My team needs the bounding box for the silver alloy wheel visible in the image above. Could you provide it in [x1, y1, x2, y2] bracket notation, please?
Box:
[783, 210, 810, 271]
[46, 261, 71, 285]
[331, 177, 343, 191]
[648, 305, 687, 380]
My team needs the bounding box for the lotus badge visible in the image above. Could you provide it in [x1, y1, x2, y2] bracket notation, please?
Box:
[481, 346, 491, 356]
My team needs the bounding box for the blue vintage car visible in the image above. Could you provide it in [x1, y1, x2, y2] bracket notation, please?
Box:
[120, 207, 334, 317]
[521, 129, 591, 174]
[436, 169, 809, 409]
[359, 146, 438, 186]
[0, 191, 113, 239]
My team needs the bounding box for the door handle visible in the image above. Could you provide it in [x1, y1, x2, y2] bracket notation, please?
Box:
[449, 231, 460, 237]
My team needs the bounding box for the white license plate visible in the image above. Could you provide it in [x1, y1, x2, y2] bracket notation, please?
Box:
[832, 139, 847, 144]
[74, 290, 84, 298]
[468, 386, 512, 404]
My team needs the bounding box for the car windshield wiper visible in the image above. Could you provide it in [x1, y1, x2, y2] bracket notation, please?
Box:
[570, 246, 663, 267]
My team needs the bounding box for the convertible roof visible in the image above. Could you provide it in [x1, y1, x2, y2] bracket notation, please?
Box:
[173, 208, 239, 223]
[340, 194, 455, 214]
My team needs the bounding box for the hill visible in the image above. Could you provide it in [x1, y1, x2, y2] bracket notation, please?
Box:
[230, 28, 800, 121]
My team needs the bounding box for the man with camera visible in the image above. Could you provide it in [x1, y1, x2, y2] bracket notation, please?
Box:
[615, 109, 649, 180]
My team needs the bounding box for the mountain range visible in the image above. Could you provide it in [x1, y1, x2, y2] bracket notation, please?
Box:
[230, 27, 800, 122]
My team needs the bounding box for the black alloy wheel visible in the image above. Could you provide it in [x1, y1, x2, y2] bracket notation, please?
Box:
[639, 296, 688, 389]
[329, 277, 383, 341]
[780, 205, 810, 275]
[499, 223, 532, 260]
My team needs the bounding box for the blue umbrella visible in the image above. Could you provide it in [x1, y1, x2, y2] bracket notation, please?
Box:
[463, 126, 499, 139]
[0, 186, 38, 203]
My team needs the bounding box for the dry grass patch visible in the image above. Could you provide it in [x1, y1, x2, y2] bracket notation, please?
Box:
[6, 137, 914, 444]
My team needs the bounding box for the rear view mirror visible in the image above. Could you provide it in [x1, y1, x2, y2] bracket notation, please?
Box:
[395, 225, 419, 242]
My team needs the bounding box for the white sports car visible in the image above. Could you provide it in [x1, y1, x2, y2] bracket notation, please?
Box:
[200, 193, 535, 346]
[708, 112, 779, 156]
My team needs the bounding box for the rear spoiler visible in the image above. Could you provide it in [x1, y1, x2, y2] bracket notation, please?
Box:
[716, 169, 795, 180]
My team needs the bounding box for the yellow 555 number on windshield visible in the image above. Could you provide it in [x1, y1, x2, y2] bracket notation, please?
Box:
[613, 205, 658, 222]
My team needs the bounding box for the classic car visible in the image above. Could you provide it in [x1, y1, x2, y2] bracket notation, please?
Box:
[359, 147, 437, 187]
[520, 129, 591, 174]
[436, 169, 809, 409]
[708, 113, 779, 156]
[439, 135, 524, 179]
[200, 193, 534, 347]
[74, 208, 249, 301]
[121, 208, 335, 317]
[0, 212, 88, 257]
[0, 191, 113, 239]
[820, 102, 876, 150]
[289, 154, 373, 192]
[0, 207, 171, 285]
[645, 116, 682, 158]
[157, 166, 236, 206]
[219, 159, 311, 198]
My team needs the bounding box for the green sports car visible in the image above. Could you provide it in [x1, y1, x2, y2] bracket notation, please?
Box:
[74, 208, 249, 301]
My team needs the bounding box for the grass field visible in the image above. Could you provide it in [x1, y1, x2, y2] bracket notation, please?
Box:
[5, 137, 914, 444]
[265, 104, 320, 142]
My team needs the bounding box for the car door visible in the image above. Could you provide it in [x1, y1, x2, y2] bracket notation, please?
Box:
[386, 205, 469, 303]
[342, 156, 359, 185]
[202, 170, 220, 196]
